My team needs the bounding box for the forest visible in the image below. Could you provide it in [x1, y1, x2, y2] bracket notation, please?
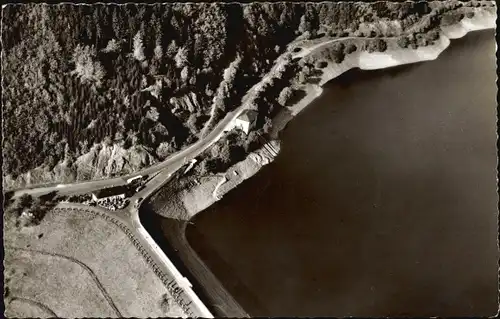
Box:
[2, 1, 492, 183]
[2, 3, 306, 180]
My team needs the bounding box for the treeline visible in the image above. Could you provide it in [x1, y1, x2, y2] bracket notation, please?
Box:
[2, 4, 232, 177]
[2, 2, 457, 181]
[2, 3, 305, 179]
[4, 192, 60, 227]
[301, 1, 432, 38]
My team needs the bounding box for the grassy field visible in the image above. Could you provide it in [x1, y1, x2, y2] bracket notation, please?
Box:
[5, 297, 59, 318]
[4, 248, 117, 318]
[3, 207, 186, 318]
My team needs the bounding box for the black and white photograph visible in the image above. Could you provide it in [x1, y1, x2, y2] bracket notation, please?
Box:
[2, 1, 498, 317]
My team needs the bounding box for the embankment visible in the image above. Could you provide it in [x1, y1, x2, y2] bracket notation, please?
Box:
[169, 9, 496, 221]
[287, 8, 496, 117]
[152, 140, 280, 220]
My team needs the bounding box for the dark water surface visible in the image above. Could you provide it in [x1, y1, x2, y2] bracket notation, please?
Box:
[186, 30, 498, 317]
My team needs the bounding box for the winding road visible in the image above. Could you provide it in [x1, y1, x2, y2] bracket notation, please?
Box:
[9, 103, 248, 200]
[4, 34, 400, 319]
[5, 10, 452, 316]
[8, 30, 393, 202]
[8, 297, 59, 318]
[8, 31, 316, 201]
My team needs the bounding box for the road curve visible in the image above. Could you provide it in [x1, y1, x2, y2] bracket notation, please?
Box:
[9, 104, 242, 199]
[6, 33, 416, 318]
[7, 35, 369, 319]
[7, 3, 451, 199]
[10, 91, 246, 198]
[50, 205, 212, 318]
[9, 34, 304, 200]
[8, 36, 363, 200]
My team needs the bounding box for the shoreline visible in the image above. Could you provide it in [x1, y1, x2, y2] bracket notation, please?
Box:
[5, 10, 495, 195]
[288, 8, 496, 118]
[177, 10, 496, 220]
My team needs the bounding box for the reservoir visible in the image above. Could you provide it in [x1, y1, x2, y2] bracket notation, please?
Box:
[184, 30, 497, 317]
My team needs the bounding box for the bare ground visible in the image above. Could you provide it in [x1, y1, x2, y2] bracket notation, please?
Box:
[148, 142, 278, 222]
[4, 143, 157, 190]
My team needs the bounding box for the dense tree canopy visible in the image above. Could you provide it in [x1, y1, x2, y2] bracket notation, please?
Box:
[2, 2, 485, 184]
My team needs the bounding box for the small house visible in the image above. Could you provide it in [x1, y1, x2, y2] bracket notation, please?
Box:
[234, 110, 258, 134]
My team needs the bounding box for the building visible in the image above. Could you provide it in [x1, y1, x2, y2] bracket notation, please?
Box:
[126, 175, 142, 184]
[91, 186, 128, 201]
[234, 110, 258, 134]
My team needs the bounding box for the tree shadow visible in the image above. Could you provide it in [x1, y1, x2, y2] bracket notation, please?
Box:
[289, 88, 308, 105]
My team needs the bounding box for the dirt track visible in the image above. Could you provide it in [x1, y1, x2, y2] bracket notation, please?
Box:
[5, 246, 122, 317]
[8, 297, 59, 318]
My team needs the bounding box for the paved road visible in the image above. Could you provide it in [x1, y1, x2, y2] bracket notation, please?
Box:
[9, 35, 372, 201]
[128, 208, 214, 318]
[7, 34, 385, 318]
[8, 34, 350, 198]
[53, 203, 213, 318]
[9, 110, 238, 199]
[292, 36, 359, 59]
[4, 37, 307, 319]
[7, 2, 451, 200]
[9, 35, 303, 201]
[5, 35, 345, 318]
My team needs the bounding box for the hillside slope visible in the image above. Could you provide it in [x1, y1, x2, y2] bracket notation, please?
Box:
[2, 1, 494, 189]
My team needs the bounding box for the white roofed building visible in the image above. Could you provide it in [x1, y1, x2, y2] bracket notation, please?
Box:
[233, 109, 258, 135]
